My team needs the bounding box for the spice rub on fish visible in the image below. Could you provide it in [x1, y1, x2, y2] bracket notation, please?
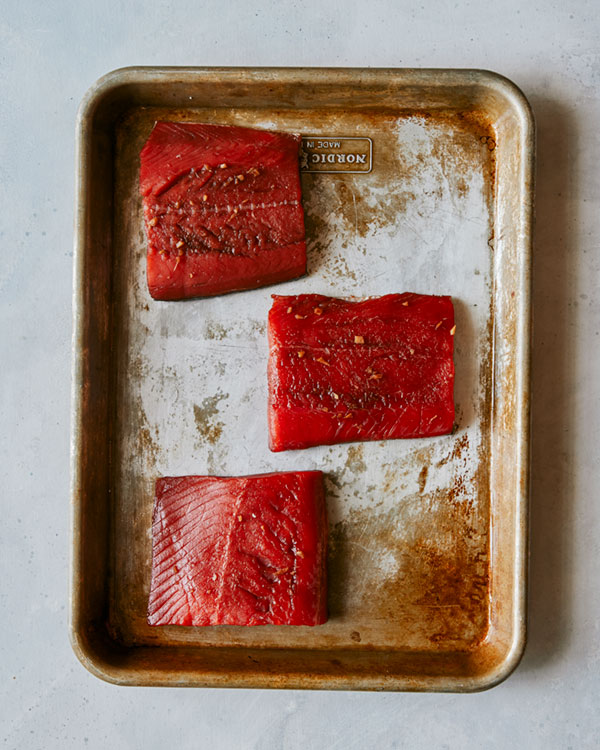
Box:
[147, 471, 327, 626]
[268, 293, 455, 451]
[139, 122, 306, 300]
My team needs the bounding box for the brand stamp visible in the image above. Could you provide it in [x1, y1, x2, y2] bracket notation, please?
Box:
[300, 136, 372, 174]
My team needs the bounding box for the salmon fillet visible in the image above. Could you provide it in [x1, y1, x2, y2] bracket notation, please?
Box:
[268, 293, 455, 451]
[139, 122, 306, 300]
[147, 471, 327, 626]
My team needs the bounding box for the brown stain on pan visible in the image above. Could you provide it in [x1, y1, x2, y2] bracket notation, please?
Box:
[301, 109, 497, 287]
[344, 444, 366, 475]
[193, 391, 228, 446]
[328, 457, 491, 649]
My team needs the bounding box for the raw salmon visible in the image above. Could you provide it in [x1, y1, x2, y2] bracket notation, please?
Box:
[268, 293, 455, 451]
[140, 122, 306, 300]
[147, 471, 327, 626]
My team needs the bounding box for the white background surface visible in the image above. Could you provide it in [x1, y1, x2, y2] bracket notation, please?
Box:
[2, 0, 599, 747]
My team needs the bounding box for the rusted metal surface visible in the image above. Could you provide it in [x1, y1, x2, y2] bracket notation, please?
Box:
[70, 67, 534, 690]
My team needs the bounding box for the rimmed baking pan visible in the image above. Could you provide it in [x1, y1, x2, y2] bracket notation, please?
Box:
[71, 67, 534, 690]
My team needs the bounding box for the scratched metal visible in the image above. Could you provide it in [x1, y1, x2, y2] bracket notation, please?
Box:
[71, 68, 533, 690]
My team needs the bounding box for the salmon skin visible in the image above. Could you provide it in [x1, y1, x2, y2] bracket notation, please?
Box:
[147, 471, 327, 626]
[268, 293, 455, 451]
[139, 122, 306, 300]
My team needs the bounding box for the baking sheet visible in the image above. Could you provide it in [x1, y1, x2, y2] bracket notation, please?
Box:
[71, 68, 533, 690]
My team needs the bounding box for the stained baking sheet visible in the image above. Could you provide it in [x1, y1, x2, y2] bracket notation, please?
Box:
[71, 68, 533, 691]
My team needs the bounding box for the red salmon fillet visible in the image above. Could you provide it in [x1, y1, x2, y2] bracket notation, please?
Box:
[147, 472, 327, 626]
[139, 122, 306, 300]
[268, 293, 455, 451]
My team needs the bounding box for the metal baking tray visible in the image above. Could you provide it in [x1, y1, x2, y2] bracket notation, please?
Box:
[71, 67, 534, 691]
